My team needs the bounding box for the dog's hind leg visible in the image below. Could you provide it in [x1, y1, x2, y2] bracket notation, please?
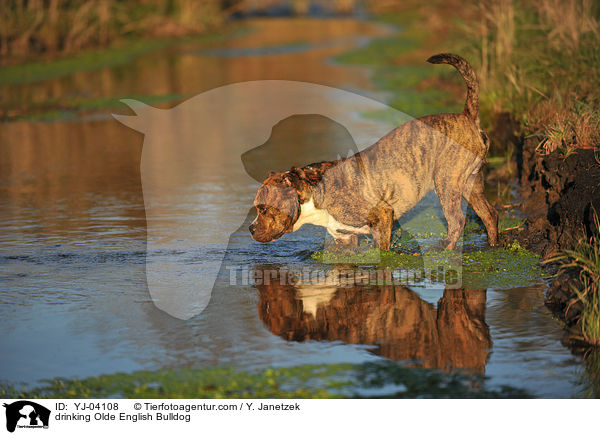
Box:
[436, 180, 466, 250]
[464, 171, 499, 246]
[368, 203, 394, 251]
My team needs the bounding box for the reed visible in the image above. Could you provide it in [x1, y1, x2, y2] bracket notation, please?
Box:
[466, 0, 600, 153]
[0, 0, 227, 60]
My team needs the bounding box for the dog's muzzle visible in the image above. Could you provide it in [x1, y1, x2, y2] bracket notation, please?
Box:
[249, 221, 257, 235]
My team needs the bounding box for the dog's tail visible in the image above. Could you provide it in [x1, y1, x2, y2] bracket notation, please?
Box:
[427, 53, 479, 122]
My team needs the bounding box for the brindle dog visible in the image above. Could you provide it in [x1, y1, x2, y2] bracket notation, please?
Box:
[249, 53, 498, 251]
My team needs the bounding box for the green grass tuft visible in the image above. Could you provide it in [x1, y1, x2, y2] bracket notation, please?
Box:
[547, 210, 600, 346]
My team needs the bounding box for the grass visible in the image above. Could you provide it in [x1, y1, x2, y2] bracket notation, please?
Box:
[459, 0, 600, 154]
[334, 5, 463, 119]
[498, 214, 523, 232]
[0, 27, 244, 88]
[357, 0, 600, 155]
[0, 26, 249, 121]
[546, 211, 600, 346]
[7, 93, 188, 122]
[335, 36, 421, 66]
[0, 361, 532, 399]
[0, 38, 170, 87]
[0, 0, 226, 61]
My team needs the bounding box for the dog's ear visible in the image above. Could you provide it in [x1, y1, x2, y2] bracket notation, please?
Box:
[282, 173, 294, 187]
[296, 161, 338, 185]
[283, 169, 312, 203]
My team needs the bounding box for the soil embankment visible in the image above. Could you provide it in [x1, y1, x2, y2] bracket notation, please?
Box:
[497, 123, 600, 346]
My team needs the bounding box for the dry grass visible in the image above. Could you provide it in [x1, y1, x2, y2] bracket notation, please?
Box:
[477, 0, 514, 93]
[528, 99, 600, 154]
[535, 0, 600, 50]
[0, 0, 225, 59]
[464, 0, 600, 153]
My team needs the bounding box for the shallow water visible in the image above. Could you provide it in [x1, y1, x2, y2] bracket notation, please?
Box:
[0, 18, 590, 397]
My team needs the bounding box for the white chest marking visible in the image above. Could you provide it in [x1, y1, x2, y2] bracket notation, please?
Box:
[296, 286, 338, 317]
[292, 199, 371, 237]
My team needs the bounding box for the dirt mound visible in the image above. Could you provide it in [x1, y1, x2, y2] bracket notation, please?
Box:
[518, 138, 600, 258]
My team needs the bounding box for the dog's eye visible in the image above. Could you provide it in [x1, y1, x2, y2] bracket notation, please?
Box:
[257, 206, 266, 215]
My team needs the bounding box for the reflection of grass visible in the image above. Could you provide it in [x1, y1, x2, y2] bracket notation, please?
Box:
[353, 361, 532, 398]
[581, 350, 600, 398]
[13, 93, 187, 122]
[0, 361, 531, 399]
[0, 27, 248, 121]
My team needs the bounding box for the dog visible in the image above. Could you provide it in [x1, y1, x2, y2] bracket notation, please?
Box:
[249, 53, 498, 251]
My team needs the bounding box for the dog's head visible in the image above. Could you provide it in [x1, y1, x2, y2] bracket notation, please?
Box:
[249, 171, 301, 243]
[249, 161, 339, 243]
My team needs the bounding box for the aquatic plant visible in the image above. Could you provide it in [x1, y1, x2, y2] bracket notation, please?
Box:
[311, 242, 543, 289]
[0, 361, 532, 399]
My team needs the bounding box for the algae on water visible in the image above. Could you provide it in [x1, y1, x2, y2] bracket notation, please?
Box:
[0, 361, 531, 399]
[310, 206, 543, 290]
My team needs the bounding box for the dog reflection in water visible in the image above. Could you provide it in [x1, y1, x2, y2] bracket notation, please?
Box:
[255, 267, 491, 373]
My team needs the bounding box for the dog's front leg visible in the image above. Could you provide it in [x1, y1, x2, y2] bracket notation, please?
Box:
[368, 204, 394, 251]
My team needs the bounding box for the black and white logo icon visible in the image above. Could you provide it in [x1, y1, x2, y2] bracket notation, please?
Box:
[3, 401, 50, 433]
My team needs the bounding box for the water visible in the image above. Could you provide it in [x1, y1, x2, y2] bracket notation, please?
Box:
[0, 18, 589, 397]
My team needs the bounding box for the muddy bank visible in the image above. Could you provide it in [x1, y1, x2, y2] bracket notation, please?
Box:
[495, 119, 600, 347]
[518, 139, 600, 258]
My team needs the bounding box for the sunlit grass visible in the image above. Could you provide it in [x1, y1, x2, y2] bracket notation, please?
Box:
[462, 0, 600, 154]
[0, 0, 226, 60]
